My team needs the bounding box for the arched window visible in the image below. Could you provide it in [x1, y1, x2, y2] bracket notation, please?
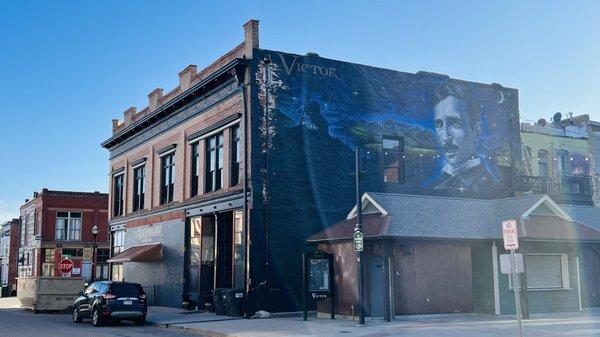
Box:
[538, 150, 549, 177]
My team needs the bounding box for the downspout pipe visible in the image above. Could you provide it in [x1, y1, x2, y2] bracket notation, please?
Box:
[237, 66, 252, 318]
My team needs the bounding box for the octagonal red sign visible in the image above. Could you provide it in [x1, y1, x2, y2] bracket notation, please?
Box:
[58, 259, 74, 274]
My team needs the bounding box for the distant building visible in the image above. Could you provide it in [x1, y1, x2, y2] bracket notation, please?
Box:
[0, 218, 19, 296]
[17, 189, 109, 282]
[520, 116, 594, 205]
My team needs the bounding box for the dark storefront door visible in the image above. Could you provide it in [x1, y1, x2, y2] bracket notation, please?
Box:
[581, 247, 600, 307]
[185, 216, 216, 306]
[215, 212, 233, 289]
[369, 255, 384, 318]
[186, 211, 238, 308]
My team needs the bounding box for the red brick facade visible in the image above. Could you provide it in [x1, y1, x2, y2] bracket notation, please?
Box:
[18, 189, 109, 279]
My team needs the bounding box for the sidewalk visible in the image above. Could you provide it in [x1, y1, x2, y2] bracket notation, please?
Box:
[146, 306, 241, 326]
[0, 297, 22, 309]
[146, 308, 600, 337]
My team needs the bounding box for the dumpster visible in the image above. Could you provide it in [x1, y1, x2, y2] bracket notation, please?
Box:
[223, 289, 244, 317]
[212, 288, 228, 315]
[17, 277, 85, 312]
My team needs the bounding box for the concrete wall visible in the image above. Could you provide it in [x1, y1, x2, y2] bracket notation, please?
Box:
[123, 219, 185, 308]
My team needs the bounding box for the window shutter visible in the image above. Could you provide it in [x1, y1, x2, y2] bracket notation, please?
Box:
[526, 255, 564, 289]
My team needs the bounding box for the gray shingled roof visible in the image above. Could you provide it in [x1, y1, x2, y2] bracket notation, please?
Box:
[367, 193, 546, 239]
[560, 204, 600, 230]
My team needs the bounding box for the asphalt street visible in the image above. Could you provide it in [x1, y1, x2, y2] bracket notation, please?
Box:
[0, 308, 198, 337]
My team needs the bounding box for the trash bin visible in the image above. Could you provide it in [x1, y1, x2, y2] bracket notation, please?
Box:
[212, 288, 228, 316]
[223, 288, 244, 317]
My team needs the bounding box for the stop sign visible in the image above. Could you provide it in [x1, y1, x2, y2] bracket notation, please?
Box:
[58, 259, 74, 274]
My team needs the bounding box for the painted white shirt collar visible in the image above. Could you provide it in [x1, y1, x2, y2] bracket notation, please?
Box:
[442, 157, 482, 176]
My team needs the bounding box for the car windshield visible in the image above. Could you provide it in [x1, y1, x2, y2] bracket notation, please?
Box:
[109, 283, 143, 297]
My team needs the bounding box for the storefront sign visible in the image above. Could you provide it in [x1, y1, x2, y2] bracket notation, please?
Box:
[82, 247, 92, 262]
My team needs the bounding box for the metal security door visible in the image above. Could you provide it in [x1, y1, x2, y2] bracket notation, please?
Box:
[369, 255, 384, 318]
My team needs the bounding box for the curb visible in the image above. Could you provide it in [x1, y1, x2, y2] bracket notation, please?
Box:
[148, 321, 233, 337]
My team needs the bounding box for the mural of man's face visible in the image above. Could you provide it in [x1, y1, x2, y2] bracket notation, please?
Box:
[434, 96, 476, 167]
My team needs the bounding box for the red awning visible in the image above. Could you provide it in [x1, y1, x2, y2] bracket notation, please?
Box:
[107, 243, 162, 263]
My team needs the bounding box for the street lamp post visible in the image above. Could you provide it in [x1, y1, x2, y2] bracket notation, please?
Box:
[354, 146, 366, 325]
[91, 225, 98, 282]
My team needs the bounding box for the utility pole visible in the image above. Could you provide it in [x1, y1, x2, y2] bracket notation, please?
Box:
[354, 146, 365, 325]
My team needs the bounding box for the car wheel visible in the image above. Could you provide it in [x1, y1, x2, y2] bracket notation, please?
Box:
[134, 317, 146, 326]
[72, 307, 83, 323]
[92, 308, 103, 327]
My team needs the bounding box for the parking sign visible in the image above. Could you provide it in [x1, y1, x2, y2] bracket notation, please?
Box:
[502, 220, 519, 250]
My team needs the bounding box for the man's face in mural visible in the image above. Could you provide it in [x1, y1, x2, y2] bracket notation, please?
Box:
[434, 96, 477, 167]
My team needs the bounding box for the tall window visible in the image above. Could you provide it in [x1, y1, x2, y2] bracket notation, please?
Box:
[538, 150, 549, 177]
[557, 150, 570, 174]
[42, 248, 55, 276]
[96, 249, 110, 280]
[55, 212, 82, 241]
[132, 166, 145, 212]
[160, 153, 175, 204]
[205, 133, 224, 192]
[191, 143, 199, 197]
[383, 137, 404, 183]
[113, 174, 124, 217]
[112, 230, 125, 255]
[111, 230, 125, 281]
[231, 126, 241, 186]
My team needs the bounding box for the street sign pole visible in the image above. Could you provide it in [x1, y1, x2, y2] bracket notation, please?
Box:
[503, 220, 524, 337]
[511, 249, 524, 337]
[354, 146, 365, 325]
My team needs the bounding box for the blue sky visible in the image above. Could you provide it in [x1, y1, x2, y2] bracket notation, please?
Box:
[0, 0, 599, 220]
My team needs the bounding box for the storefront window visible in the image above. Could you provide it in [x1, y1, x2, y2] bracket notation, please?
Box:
[111, 263, 123, 282]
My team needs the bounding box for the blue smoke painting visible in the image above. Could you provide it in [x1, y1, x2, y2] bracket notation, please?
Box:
[253, 49, 520, 199]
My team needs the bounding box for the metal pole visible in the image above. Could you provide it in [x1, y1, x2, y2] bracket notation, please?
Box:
[303, 253, 307, 321]
[510, 249, 523, 337]
[355, 147, 365, 325]
[92, 234, 97, 282]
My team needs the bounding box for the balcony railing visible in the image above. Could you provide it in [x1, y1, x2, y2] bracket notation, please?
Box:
[521, 175, 594, 205]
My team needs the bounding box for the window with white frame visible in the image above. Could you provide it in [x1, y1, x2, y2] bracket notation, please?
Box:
[112, 230, 125, 255]
[55, 212, 82, 241]
[509, 253, 570, 290]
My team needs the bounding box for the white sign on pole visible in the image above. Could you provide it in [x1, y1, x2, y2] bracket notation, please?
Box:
[502, 220, 519, 250]
[500, 253, 524, 274]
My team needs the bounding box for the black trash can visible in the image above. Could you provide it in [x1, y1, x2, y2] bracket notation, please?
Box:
[223, 289, 244, 317]
[212, 288, 229, 316]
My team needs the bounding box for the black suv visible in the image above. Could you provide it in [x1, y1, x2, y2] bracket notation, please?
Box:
[72, 281, 147, 327]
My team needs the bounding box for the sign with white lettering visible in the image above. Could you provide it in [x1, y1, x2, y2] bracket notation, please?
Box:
[353, 231, 364, 252]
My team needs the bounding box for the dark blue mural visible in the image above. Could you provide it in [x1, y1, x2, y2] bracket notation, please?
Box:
[247, 49, 520, 312]
[254, 49, 520, 198]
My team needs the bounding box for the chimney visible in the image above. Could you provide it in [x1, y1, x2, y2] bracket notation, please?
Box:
[243, 19, 259, 58]
[178, 65, 198, 92]
[33, 192, 39, 198]
[148, 88, 164, 112]
[123, 107, 137, 125]
[112, 119, 123, 132]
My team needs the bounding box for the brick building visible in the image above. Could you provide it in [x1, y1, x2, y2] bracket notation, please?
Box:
[18, 189, 109, 281]
[0, 218, 19, 296]
[101, 19, 521, 313]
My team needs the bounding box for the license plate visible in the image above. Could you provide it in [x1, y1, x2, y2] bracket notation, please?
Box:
[123, 300, 132, 305]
